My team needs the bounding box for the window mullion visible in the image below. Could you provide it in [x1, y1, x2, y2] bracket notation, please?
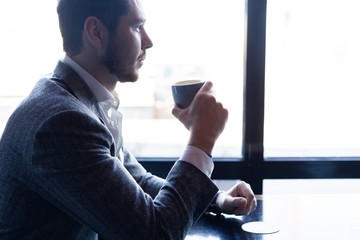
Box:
[243, 0, 267, 193]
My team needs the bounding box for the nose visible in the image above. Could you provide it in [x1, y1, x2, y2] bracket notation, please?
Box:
[142, 29, 153, 49]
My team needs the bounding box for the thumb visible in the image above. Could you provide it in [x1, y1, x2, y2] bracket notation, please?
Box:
[231, 197, 247, 215]
[197, 81, 213, 94]
[221, 196, 247, 214]
[232, 197, 247, 208]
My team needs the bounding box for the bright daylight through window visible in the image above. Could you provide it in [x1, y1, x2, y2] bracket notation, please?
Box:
[264, 0, 360, 158]
[0, 0, 245, 158]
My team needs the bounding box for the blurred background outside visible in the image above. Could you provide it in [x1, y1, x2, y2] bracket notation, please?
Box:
[1, 0, 360, 160]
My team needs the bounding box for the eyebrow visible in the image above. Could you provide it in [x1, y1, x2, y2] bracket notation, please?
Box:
[133, 17, 146, 25]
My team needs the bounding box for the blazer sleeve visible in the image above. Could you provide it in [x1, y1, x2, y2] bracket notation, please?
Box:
[122, 146, 166, 199]
[32, 110, 218, 240]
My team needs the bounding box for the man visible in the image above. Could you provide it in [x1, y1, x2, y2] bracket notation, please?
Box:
[0, 0, 256, 239]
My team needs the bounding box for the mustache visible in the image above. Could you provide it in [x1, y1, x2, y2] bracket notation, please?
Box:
[138, 52, 146, 61]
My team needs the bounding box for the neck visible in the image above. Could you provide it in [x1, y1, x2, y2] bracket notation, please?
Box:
[70, 54, 118, 92]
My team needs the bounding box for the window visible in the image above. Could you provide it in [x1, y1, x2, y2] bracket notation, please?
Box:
[0, 1, 62, 133]
[264, 0, 360, 157]
[0, 0, 245, 159]
[2, 0, 360, 194]
[121, 0, 245, 157]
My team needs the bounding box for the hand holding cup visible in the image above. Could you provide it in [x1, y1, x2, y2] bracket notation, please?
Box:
[172, 81, 228, 155]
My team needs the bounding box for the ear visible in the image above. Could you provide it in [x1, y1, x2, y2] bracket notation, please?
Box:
[83, 16, 108, 49]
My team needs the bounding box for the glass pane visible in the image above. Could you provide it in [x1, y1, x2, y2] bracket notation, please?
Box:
[0, 0, 245, 158]
[0, 0, 62, 133]
[119, 0, 245, 157]
[264, 0, 360, 157]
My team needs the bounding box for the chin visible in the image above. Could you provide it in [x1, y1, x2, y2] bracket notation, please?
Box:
[118, 72, 139, 83]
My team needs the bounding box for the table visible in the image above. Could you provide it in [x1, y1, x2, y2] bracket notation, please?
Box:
[186, 194, 360, 240]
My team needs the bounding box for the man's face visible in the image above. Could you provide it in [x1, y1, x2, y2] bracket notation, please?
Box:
[102, 0, 152, 82]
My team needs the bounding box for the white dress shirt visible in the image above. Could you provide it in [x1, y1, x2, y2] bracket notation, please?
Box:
[61, 55, 214, 177]
[63, 55, 124, 162]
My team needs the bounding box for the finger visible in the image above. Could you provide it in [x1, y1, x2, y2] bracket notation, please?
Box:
[198, 81, 213, 94]
[244, 198, 256, 215]
[171, 105, 182, 118]
[252, 195, 258, 210]
[231, 197, 247, 215]
[244, 194, 257, 215]
[246, 185, 257, 214]
[236, 181, 253, 196]
[236, 182, 256, 215]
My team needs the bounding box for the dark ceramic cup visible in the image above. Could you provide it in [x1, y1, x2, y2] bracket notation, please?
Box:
[171, 80, 205, 109]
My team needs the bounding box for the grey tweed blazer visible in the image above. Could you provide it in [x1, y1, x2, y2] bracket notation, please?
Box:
[0, 61, 218, 240]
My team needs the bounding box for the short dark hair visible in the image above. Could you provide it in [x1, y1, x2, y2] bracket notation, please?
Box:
[57, 0, 130, 55]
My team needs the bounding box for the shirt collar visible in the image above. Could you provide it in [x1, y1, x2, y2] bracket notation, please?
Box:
[62, 55, 114, 103]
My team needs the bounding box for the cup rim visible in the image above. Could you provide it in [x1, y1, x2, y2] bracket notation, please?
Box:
[172, 80, 204, 86]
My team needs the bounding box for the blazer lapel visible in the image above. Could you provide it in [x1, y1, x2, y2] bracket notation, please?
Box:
[51, 61, 116, 157]
[52, 61, 106, 121]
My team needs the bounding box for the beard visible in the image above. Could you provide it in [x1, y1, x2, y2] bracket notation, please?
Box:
[102, 37, 139, 83]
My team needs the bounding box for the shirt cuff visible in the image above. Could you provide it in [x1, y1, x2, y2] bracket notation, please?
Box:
[179, 145, 214, 177]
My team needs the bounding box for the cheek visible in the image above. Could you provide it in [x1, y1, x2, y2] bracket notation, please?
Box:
[113, 34, 142, 65]
[127, 34, 142, 53]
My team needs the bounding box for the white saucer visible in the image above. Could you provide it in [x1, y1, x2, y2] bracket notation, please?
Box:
[241, 221, 280, 234]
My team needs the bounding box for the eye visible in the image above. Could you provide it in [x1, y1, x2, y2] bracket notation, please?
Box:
[133, 23, 144, 32]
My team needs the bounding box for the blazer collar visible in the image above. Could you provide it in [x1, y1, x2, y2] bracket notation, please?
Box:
[52, 61, 106, 121]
